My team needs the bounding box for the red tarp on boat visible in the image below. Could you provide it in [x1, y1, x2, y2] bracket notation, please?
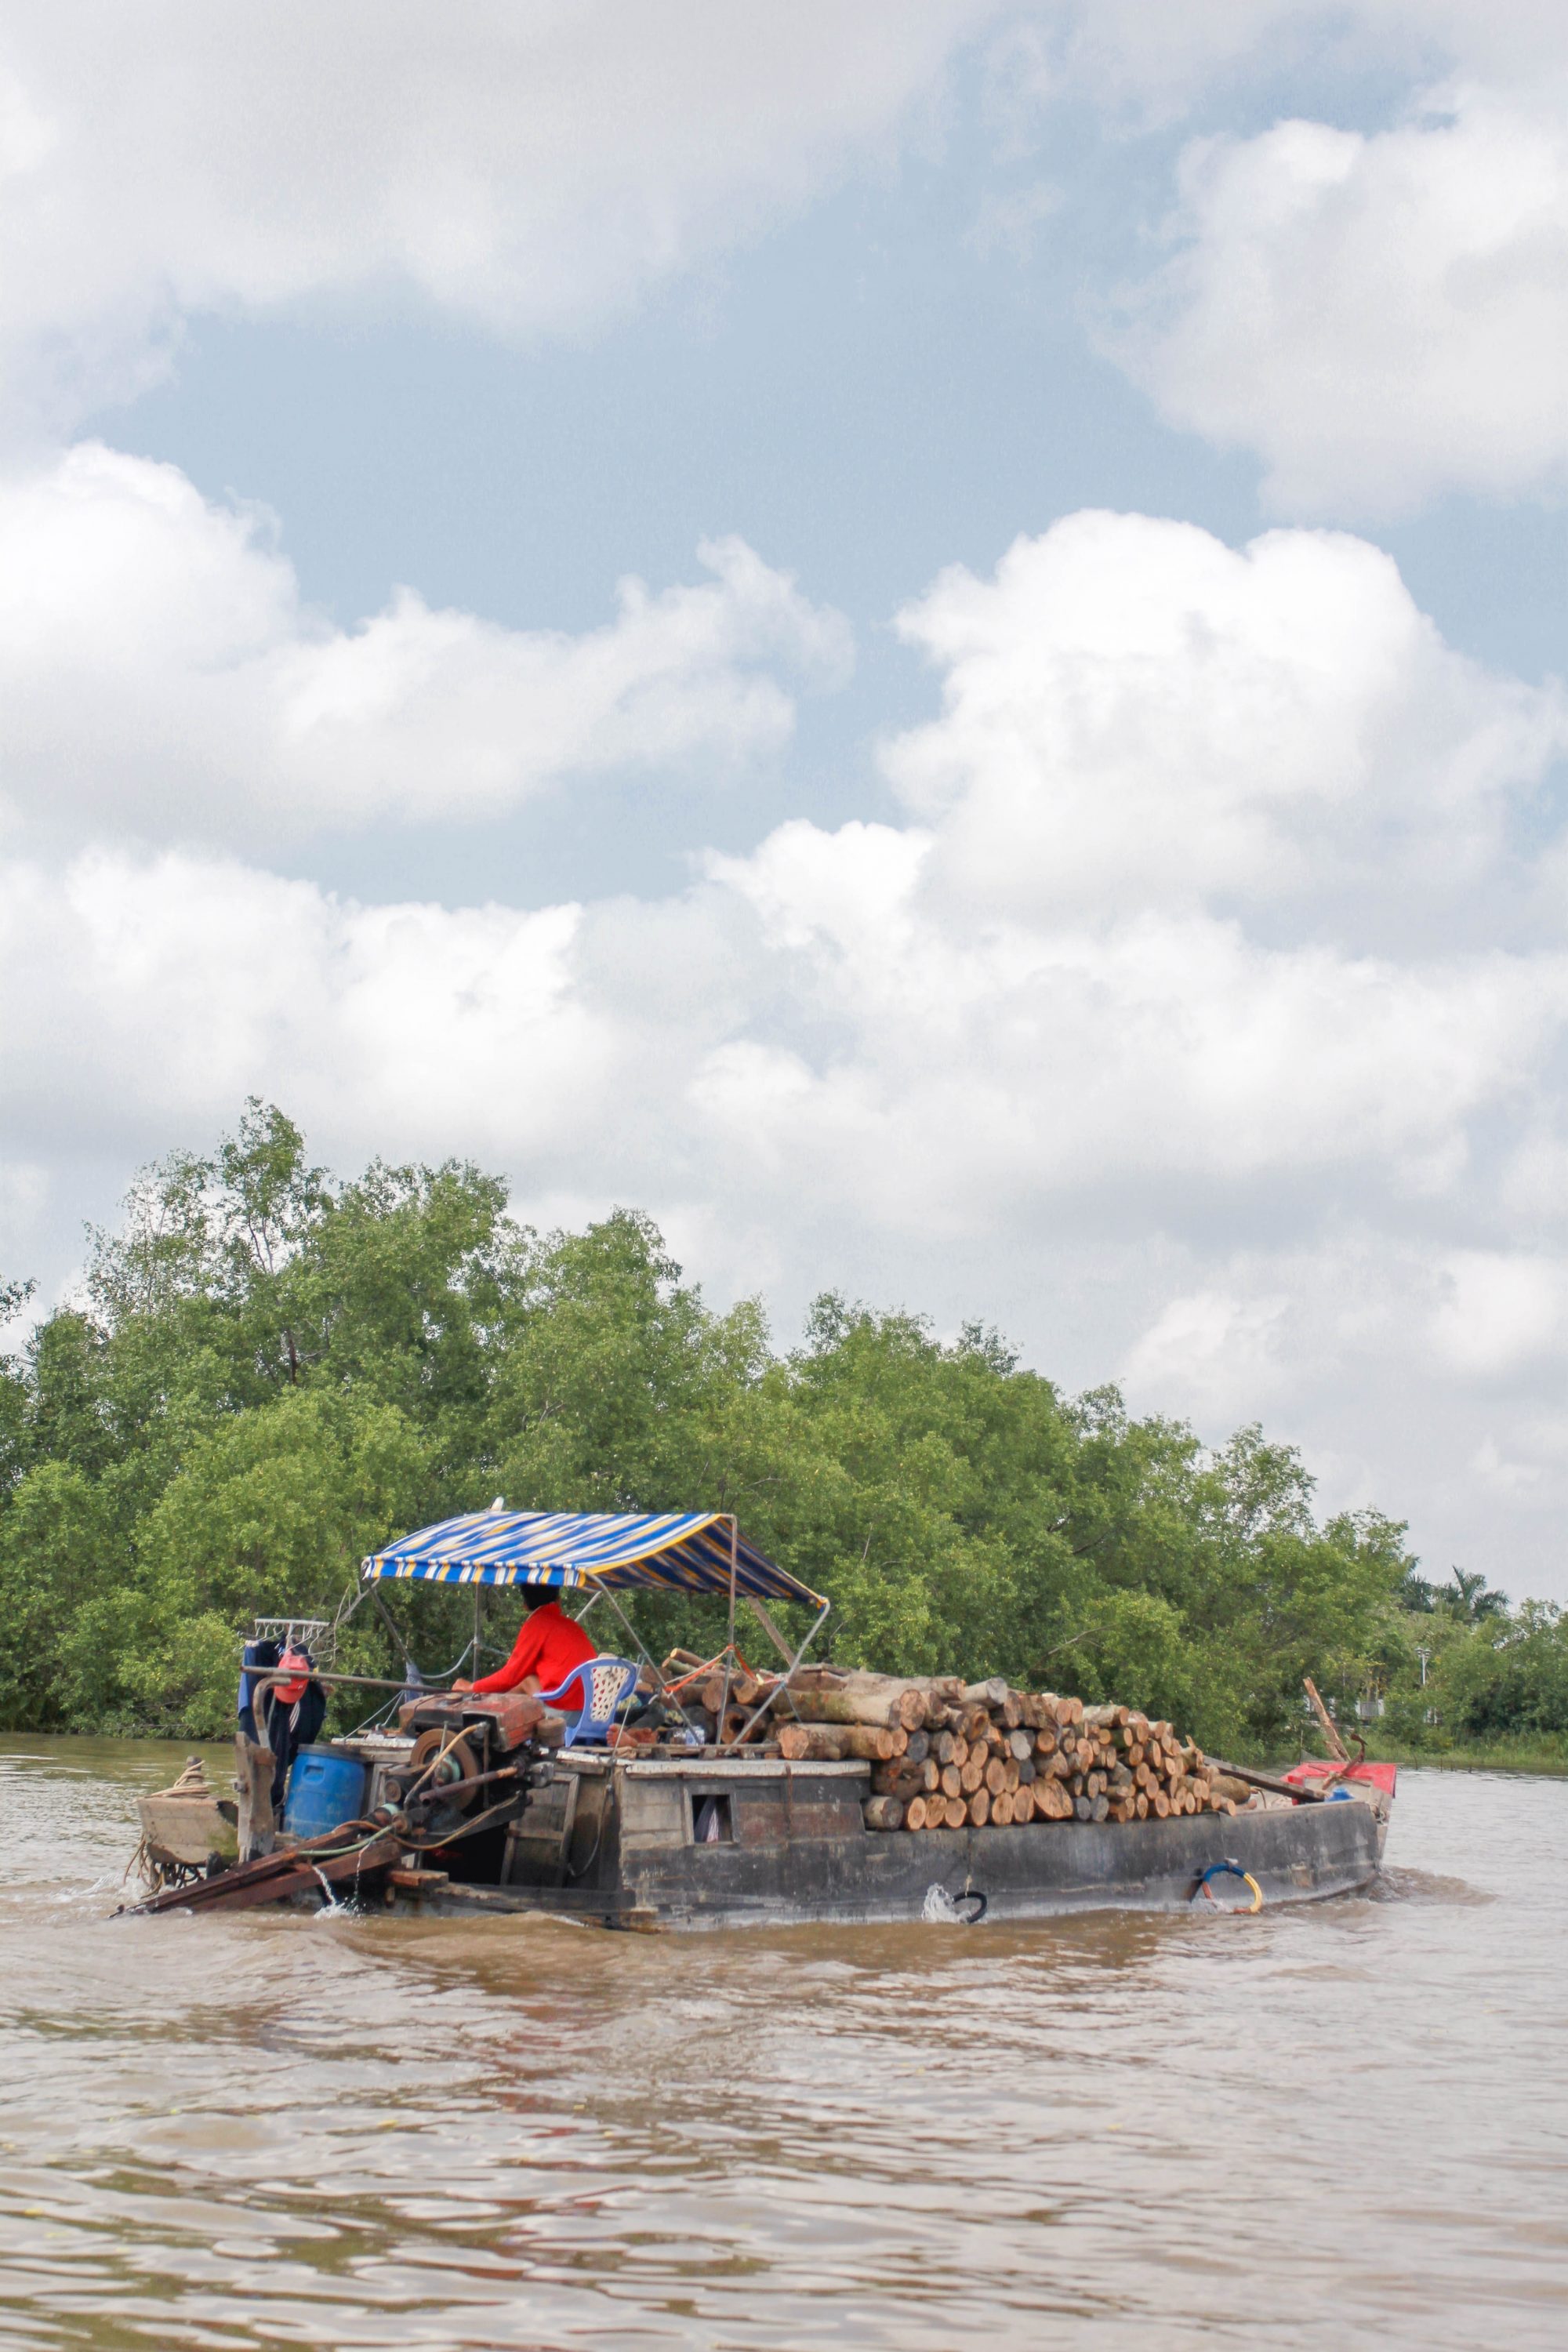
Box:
[1283, 1759, 1397, 1797]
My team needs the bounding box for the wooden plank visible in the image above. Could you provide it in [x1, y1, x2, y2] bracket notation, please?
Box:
[234, 1732, 277, 1863]
[132, 1834, 401, 1916]
[552, 1768, 581, 1887]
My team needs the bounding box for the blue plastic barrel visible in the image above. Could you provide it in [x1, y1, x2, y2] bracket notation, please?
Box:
[283, 1745, 368, 1841]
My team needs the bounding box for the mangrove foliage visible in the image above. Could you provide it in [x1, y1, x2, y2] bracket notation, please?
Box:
[2, 1102, 1548, 1762]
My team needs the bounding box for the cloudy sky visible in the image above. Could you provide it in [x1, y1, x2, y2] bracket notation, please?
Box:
[2, 1, 1566, 1592]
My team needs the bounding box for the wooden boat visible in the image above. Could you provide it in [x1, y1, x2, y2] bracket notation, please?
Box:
[364, 1744, 1391, 1932]
[126, 1508, 1394, 1928]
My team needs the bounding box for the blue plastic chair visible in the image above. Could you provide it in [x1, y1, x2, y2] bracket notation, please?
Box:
[537, 1655, 641, 1748]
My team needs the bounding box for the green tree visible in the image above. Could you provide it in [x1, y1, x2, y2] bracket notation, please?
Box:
[0, 1461, 118, 1730]
[0, 1102, 1439, 1756]
[1430, 1602, 1568, 1740]
[1436, 1567, 1509, 1624]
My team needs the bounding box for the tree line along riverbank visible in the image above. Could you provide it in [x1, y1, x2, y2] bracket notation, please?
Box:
[1369, 1744, 1568, 1776]
[2, 1102, 1563, 1764]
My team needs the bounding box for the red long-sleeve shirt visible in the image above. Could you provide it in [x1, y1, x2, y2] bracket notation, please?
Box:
[470, 1602, 597, 1698]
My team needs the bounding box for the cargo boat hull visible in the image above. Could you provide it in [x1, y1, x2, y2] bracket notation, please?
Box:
[394, 1753, 1386, 1932]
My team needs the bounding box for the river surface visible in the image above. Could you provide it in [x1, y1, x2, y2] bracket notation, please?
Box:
[1, 1740, 1563, 2350]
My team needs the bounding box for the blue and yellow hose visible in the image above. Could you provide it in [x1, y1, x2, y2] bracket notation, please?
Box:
[1194, 1860, 1264, 1912]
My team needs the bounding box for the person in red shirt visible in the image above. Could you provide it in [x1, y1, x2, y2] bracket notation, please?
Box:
[452, 1588, 597, 1700]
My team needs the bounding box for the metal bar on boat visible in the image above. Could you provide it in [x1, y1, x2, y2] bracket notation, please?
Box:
[713, 1515, 739, 1742]
[366, 1584, 407, 1650]
[723, 1594, 833, 1751]
[596, 1586, 668, 1687]
[247, 1668, 454, 1693]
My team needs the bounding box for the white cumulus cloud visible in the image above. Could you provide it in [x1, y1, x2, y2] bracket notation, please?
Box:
[884, 510, 1565, 932]
[0, 444, 850, 846]
[1120, 79, 1568, 515]
[0, 0, 996, 423]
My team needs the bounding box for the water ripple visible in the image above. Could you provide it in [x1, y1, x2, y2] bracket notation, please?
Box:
[2, 1737, 1564, 2350]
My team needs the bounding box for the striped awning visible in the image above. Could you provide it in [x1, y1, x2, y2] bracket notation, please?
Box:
[361, 1509, 823, 1609]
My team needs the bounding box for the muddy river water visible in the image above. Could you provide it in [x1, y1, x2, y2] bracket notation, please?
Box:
[1, 1738, 1564, 2350]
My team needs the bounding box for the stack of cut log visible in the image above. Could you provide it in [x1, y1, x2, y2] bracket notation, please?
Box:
[739, 1669, 1242, 1833]
[662, 1655, 779, 1746]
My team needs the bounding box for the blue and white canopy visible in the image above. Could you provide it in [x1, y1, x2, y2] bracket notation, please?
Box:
[361, 1508, 823, 1609]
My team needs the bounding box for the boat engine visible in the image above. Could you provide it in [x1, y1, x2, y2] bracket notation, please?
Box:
[379, 1692, 557, 1849]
